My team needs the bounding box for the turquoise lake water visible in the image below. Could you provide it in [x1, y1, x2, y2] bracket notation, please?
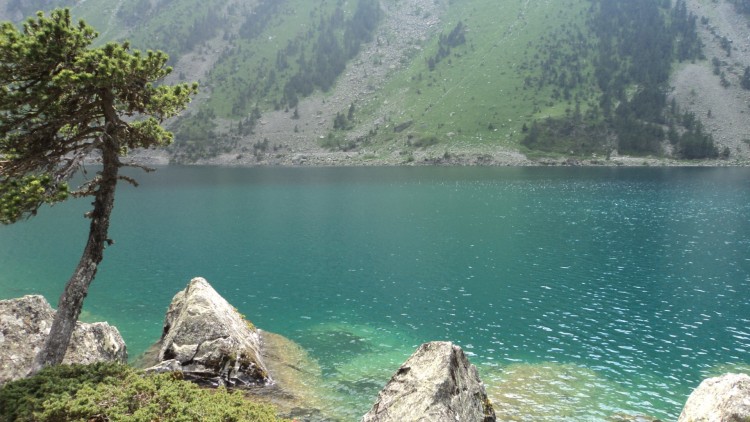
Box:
[1, 166, 749, 420]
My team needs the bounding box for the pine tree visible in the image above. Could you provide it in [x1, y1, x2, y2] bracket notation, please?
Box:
[0, 9, 197, 371]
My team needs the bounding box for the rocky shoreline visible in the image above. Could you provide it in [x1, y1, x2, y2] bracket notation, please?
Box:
[126, 145, 750, 168]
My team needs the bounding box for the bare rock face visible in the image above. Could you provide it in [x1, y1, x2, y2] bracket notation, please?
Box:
[678, 373, 750, 422]
[0, 295, 127, 385]
[362, 341, 496, 422]
[152, 277, 271, 387]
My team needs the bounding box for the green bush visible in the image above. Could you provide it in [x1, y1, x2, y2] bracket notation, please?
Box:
[411, 135, 440, 149]
[0, 363, 287, 422]
[0, 362, 131, 421]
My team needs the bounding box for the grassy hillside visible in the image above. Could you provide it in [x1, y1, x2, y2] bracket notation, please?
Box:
[3, 0, 741, 164]
[360, 0, 595, 154]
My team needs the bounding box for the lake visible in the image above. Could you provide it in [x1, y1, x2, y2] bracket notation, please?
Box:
[1, 166, 749, 420]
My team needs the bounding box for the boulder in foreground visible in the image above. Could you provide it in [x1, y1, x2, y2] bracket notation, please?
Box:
[0, 295, 126, 385]
[149, 277, 271, 387]
[362, 341, 496, 422]
[678, 372, 750, 422]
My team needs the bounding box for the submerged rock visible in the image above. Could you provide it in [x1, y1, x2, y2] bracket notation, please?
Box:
[148, 277, 271, 387]
[678, 373, 750, 422]
[0, 295, 127, 385]
[247, 330, 330, 421]
[361, 341, 496, 422]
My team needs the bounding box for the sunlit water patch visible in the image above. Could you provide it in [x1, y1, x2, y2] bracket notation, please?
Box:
[288, 322, 418, 420]
[481, 362, 623, 421]
[1, 166, 749, 420]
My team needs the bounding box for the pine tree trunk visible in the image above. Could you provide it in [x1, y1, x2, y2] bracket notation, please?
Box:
[30, 108, 121, 373]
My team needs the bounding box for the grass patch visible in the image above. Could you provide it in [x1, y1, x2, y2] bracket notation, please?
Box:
[59, 0, 596, 159]
[363, 0, 593, 152]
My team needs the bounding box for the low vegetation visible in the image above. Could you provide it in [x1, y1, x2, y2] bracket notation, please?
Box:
[0, 363, 288, 422]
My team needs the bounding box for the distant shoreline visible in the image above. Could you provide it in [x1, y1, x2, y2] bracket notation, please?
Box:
[125, 148, 750, 168]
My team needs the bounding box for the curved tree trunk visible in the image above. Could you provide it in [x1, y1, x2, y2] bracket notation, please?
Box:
[30, 99, 122, 373]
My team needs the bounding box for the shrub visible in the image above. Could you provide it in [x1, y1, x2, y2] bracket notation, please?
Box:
[0, 363, 287, 422]
[412, 135, 440, 149]
[0, 362, 131, 421]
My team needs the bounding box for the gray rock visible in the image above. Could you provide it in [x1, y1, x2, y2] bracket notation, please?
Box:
[678, 373, 750, 422]
[154, 277, 271, 387]
[0, 295, 127, 385]
[143, 359, 183, 374]
[362, 341, 496, 422]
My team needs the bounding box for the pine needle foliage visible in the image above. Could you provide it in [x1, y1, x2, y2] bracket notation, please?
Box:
[0, 8, 197, 224]
[0, 8, 197, 371]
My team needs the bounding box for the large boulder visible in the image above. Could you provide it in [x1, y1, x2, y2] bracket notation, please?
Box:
[149, 277, 271, 387]
[0, 295, 127, 385]
[362, 341, 496, 422]
[678, 373, 750, 422]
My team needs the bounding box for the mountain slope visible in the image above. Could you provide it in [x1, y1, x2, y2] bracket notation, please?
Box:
[3, 0, 749, 165]
[671, 0, 750, 160]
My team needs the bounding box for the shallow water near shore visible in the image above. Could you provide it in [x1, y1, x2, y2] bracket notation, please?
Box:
[1, 166, 749, 420]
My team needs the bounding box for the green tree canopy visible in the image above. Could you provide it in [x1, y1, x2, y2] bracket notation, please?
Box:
[0, 8, 197, 370]
[1, 8, 196, 222]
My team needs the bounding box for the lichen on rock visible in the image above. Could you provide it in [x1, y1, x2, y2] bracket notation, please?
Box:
[361, 341, 496, 422]
[146, 277, 271, 387]
[678, 372, 750, 422]
[0, 295, 127, 385]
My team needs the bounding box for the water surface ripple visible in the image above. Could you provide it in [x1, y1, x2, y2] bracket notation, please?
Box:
[1, 167, 749, 420]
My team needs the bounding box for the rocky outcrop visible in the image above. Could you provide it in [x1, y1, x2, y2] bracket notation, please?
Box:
[148, 277, 271, 387]
[0, 295, 127, 385]
[362, 341, 496, 422]
[678, 373, 750, 422]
